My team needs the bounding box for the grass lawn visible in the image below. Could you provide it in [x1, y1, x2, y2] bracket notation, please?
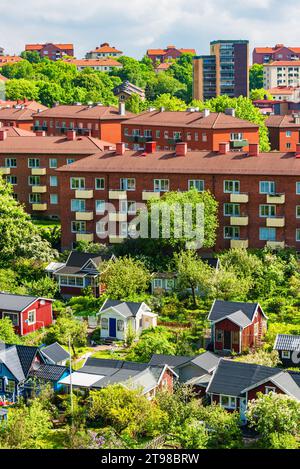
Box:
[43, 429, 67, 449]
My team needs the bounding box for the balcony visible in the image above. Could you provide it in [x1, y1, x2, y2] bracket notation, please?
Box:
[230, 216, 249, 226]
[32, 203, 47, 211]
[75, 211, 94, 221]
[109, 190, 127, 200]
[109, 235, 126, 244]
[31, 168, 47, 176]
[266, 217, 285, 228]
[230, 139, 249, 149]
[230, 193, 249, 204]
[31, 185, 47, 193]
[230, 239, 249, 249]
[266, 241, 285, 249]
[142, 191, 161, 201]
[76, 233, 94, 243]
[75, 190, 94, 199]
[0, 167, 11, 175]
[267, 194, 285, 204]
[108, 212, 128, 222]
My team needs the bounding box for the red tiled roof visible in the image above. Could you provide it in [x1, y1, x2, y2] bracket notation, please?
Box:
[265, 61, 300, 66]
[0, 101, 47, 120]
[25, 43, 74, 51]
[0, 74, 8, 82]
[0, 56, 22, 65]
[125, 110, 258, 129]
[32, 104, 134, 120]
[156, 63, 172, 70]
[57, 149, 300, 176]
[0, 135, 115, 154]
[64, 58, 122, 67]
[268, 87, 295, 95]
[0, 125, 35, 136]
[90, 43, 122, 54]
[147, 47, 196, 56]
[266, 114, 300, 128]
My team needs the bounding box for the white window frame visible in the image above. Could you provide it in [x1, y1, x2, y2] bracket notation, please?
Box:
[95, 178, 105, 190]
[188, 180, 205, 192]
[265, 386, 276, 395]
[282, 351, 291, 359]
[71, 178, 85, 190]
[220, 395, 237, 410]
[27, 310, 36, 326]
[95, 200, 105, 214]
[154, 179, 169, 192]
[224, 180, 240, 194]
[259, 181, 275, 195]
[120, 178, 136, 191]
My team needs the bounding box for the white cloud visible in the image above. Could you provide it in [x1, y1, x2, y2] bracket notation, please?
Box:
[0, 0, 300, 60]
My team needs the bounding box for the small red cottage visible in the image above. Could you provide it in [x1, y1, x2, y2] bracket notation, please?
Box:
[0, 293, 53, 336]
[208, 300, 268, 354]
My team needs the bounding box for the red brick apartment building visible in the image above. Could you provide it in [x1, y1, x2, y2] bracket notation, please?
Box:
[122, 109, 259, 152]
[147, 45, 196, 63]
[266, 114, 300, 152]
[25, 43, 74, 60]
[57, 141, 300, 251]
[32, 104, 134, 143]
[0, 100, 47, 131]
[0, 129, 115, 218]
[253, 44, 300, 64]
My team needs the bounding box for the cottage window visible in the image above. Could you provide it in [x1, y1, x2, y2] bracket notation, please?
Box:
[3, 312, 19, 326]
[166, 279, 174, 289]
[5, 380, 15, 394]
[282, 351, 291, 359]
[265, 386, 276, 395]
[101, 318, 108, 330]
[254, 323, 259, 336]
[220, 395, 236, 410]
[153, 279, 162, 289]
[117, 320, 124, 332]
[27, 310, 36, 325]
[216, 330, 223, 342]
[202, 133, 207, 142]
[230, 133, 243, 141]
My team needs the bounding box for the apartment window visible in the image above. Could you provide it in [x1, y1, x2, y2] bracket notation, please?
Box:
[286, 143, 291, 149]
[50, 194, 58, 205]
[124, 128, 129, 136]
[286, 130, 292, 137]
[296, 182, 300, 194]
[224, 226, 240, 240]
[28, 176, 40, 186]
[164, 131, 169, 139]
[50, 176, 58, 187]
[121, 200, 136, 214]
[220, 396, 236, 410]
[282, 351, 291, 359]
[70, 178, 85, 189]
[186, 132, 192, 141]
[259, 181, 275, 194]
[195, 132, 199, 141]
[132, 129, 140, 136]
[156, 130, 160, 138]
[260, 205, 276, 218]
[120, 222, 128, 237]
[95, 178, 105, 190]
[49, 158, 57, 168]
[224, 203, 240, 217]
[188, 180, 205, 192]
[96, 221, 106, 236]
[224, 180, 240, 194]
[173, 131, 182, 140]
[71, 221, 86, 233]
[230, 132, 243, 141]
[67, 158, 75, 165]
[154, 179, 169, 192]
[28, 158, 40, 168]
[202, 133, 207, 142]
[71, 199, 86, 212]
[120, 178, 135, 191]
[95, 200, 105, 214]
[29, 193, 41, 204]
[6, 175, 17, 185]
[5, 158, 16, 168]
[296, 229, 300, 242]
[259, 227, 276, 241]
[296, 206, 300, 218]
[144, 129, 152, 137]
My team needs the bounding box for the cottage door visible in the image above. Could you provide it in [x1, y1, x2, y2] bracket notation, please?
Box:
[240, 398, 247, 424]
[224, 331, 231, 350]
[109, 318, 117, 338]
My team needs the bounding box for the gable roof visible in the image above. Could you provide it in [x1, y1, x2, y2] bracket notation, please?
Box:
[41, 342, 70, 364]
[0, 293, 40, 312]
[113, 81, 145, 98]
[89, 43, 122, 54]
[149, 354, 192, 367]
[0, 126, 35, 137]
[25, 43, 74, 51]
[266, 114, 300, 129]
[54, 251, 111, 276]
[207, 300, 263, 325]
[0, 343, 43, 382]
[32, 104, 134, 120]
[98, 299, 147, 318]
[29, 364, 68, 381]
[190, 351, 221, 373]
[149, 351, 220, 375]
[274, 334, 300, 352]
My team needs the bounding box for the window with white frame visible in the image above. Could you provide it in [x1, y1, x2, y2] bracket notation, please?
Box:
[28, 175, 40, 186]
[224, 203, 240, 217]
[224, 226, 240, 240]
[202, 132, 207, 142]
[27, 310, 36, 325]
[3, 312, 19, 326]
[59, 276, 84, 287]
[49, 158, 57, 168]
[220, 395, 237, 410]
[260, 205, 276, 218]
[29, 193, 41, 204]
[28, 158, 40, 168]
[154, 179, 169, 192]
[5, 158, 16, 168]
[153, 279, 162, 289]
[173, 131, 182, 140]
[265, 386, 276, 395]
[120, 178, 135, 191]
[101, 318, 108, 330]
[96, 221, 106, 236]
[117, 320, 124, 332]
[296, 206, 300, 218]
[95, 200, 105, 214]
[71, 199, 85, 212]
[188, 180, 204, 192]
[50, 176, 58, 187]
[259, 181, 275, 195]
[144, 129, 152, 137]
[120, 222, 128, 237]
[6, 175, 17, 185]
[67, 158, 75, 165]
[230, 132, 244, 141]
[71, 221, 86, 233]
[286, 130, 292, 137]
[224, 180, 240, 194]
[71, 177, 85, 189]
[164, 131, 169, 139]
[121, 200, 136, 214]
[296, 182, 300, 195]
[282, 351, 291, 359]
[50, 194, 58, 205]
[296, 229, 300, 242]
[95, 178, 105, 190]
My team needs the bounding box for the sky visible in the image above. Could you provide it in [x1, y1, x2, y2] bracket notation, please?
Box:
[1, 0, 300, 60]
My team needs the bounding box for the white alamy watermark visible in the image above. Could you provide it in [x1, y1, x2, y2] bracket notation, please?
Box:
[0, 80, 5, 101]
[93, 201, 205, 249]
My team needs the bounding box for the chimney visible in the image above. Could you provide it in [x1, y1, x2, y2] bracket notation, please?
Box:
[218, 142, 229, 155]
[296, 143, 300, 158]
[67, 130, 76, 141]
[116, 142, 126, 155]
[35, 130, 46, 137]
[248, 143, 260, 157]
[203, 108, 210, 117]
[119, 101, 126, 116]
[145, 141, 157, 154]
[0, 130, 8, 141]
[225, 108, 236, 117]
[176, 142, 187, 156]
[294, 114, 300, 125]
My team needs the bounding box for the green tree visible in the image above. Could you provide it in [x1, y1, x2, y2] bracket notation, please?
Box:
[250, 88, 273, 101]
[178, 418, 209, 449]
[127, 327, 176, 362]
[0, 317, 19, 344]
[45, 315, 87, 355]
[234, 350, 281, 367]
[125, 93, 147, 114]
[0, 179, 55, 264]
[5, 78, 39, 100]
[100, 256, 150, 300]
[152, 93, 187, 111]
[20, 51, 42, 64]
[249, 64, 264, 90]
[24, 276, 59, 298]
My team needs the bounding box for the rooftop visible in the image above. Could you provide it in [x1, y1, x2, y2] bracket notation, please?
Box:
[32, 104, 134, 120]
[264, 61, 300, 66]
[89, 43, 122, 54]
[25, 43, 74, 51]
[64, 58, 122, 67]
[266, 114, 300, 128]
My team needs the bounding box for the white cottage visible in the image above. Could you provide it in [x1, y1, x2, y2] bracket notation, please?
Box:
[97, 299, 158, 341]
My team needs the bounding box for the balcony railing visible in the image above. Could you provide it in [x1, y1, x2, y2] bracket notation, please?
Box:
[266, 241, 285, 249]
[75, 211, 94, 221]
[75, 190, 94, 199]
[230, 139, 249, 149]
[0, 167, 11, 175]
[32, 203, 47, 211]
[230, 239, 249, 249]
[142, 191, 161, 201]
[230, 193, 249, 203]
[267, 193, 285, 204]
[266, 217, 285, 228]
[109, 190, 127, 200]
[31, 185, 47, 193]
[31, 168, 47, 176]
[76, 233, 94, 243]
[230, 216, 249, 226]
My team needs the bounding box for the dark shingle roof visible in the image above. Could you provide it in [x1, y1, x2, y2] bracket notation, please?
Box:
[190, 352, 220, 373]
[0, 344, 41, 382]
[0, 293, 38, 312]
[29, 364, 67, 381]
[15, 345, 41, 376]
[149, 354, 192, 367]
[41, 342, 70, 364]
[208, 300, 259, 324]
[274, 334, 300, 352]
[99, 299, 145, 318]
